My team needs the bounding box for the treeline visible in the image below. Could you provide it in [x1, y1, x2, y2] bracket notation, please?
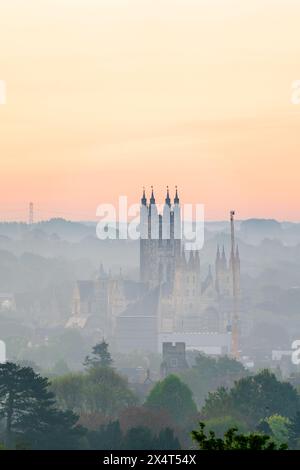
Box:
[2, 341, 300, 449]
[0, 342, 192, 449]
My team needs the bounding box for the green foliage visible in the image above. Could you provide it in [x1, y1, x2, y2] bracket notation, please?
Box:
[0, 362, 83, 449]
[145, 374, 197, 425]
[258, 414, 291, 447]
[287, 411, 300, 449]
[204, 416, 248, 437]
[123, 426, 156, 450]
[52, 366, 137, 417]
[202, 369, 300, 427]
[87, 420, 123, 450]
[86, 421, 180, 450]
[201, 386, 231, 419]
[51, 373, 86, 411]
[265, 414, 291, 447]
[192, 422, 288, 450]
[84, 340, 113, 369]
[179, 353, 247, 408]
[155, 427, 180, 450]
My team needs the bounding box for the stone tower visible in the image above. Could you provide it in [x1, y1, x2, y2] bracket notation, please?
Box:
[140, 187, 181, 289]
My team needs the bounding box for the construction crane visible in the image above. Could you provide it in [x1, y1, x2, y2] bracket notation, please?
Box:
[230, 210, 239, 359]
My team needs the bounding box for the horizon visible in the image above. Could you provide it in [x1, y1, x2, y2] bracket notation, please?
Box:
[0, 216, 299, 225]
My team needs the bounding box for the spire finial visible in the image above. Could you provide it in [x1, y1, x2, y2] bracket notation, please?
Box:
[141, 186, 147, 206]
[165, 185, 171, 206]
[150, 186, 155, 204]
[174, 185, 179, 204]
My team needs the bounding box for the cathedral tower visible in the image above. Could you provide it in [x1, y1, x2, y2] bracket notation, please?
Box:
[139, 187, 181, 288]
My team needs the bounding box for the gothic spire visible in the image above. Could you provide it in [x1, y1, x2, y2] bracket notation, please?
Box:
[174, 185, 179, 204]
[141, 187, 147, 206]
[221, 245, 227, 270]
[165, 186, 171, 207]
[150, 186, 155, 205]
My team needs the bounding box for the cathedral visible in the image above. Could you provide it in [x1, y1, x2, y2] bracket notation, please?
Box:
[67, 188, 240, 353]
[139, 187, 240, 335]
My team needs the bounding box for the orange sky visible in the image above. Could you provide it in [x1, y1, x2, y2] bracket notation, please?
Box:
[0, 0, 299, 221]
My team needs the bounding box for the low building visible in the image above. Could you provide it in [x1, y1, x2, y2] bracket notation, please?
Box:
[160, 342, 188, 377]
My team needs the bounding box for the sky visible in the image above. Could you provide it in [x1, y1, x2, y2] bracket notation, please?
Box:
[0, 0, 299, 221]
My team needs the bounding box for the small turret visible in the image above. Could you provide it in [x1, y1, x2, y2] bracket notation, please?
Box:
[141, 187, 147, 206]
[150, 186, 155, 205]
[165, 186, 171, 207]
[174, 186, 179, 204]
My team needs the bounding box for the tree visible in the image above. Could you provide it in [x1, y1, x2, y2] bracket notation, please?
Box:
[287, 411, 300, 449]
[202, 370, 299, 427]
[52, 366, 137, 417]
[86, 421, 123, 450]
[51, 373, 86, 412]
[85, 421, 180, 450]
[119, 406, 175, 436]
[85, 366, 137, 416]
[155, 428, 180, 450]
[203, 416, 248, 438]
[0, 362, 83, 449]
[84, 340, 112, 368]
[264, 414, 291, 447]
[192, 422, 287, 450]
[19, 405, 84, 450]
[123, 426, 156, 450]
[179, 354, 247, 408]
[145, 374, 197, 425]
[201, 387, 231, 420]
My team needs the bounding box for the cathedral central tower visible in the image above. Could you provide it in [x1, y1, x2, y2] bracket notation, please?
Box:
[140, 187, 181, 288]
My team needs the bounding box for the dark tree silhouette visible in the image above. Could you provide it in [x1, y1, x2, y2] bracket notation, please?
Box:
[288, 411, 300, 449]
[84, 340, 113, 368]
[0, 362, 83, 449]
[202, 370, 300, 427]
[192, 422, 287, 450]
[145, 374, 197, 425]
